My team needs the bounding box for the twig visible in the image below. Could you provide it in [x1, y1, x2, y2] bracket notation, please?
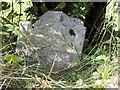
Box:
[3, 77, 39, 80]
[0, 79, 7, 89]
[0, 73, 13, 81]
[47, 54, 57, 78]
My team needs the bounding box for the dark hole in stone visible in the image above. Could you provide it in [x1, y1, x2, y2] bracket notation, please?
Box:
[69, 29, 76, 36]
[32, 25, 34, 28]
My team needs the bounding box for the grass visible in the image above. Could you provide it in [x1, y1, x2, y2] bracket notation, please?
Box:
[0, 1, 119, 89]
[0, 41, 119, 89]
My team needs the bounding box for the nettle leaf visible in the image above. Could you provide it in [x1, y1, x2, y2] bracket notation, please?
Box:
[4, 54, 22, 65]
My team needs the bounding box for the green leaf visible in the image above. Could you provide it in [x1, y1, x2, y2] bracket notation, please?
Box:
[95, 55, 106, 61]
[0, 17, 12, 24]
[7, 11, 13, 20]
[103, 67, 109, 79]
[12, 29, 22, 37]
[4, 54, 22, 65]
[92, 72, 99, 79]
[40, 3, 48, 13]
[7, 10, 18, 20]
[0, 32, 9, 35]
[76, 79, 83, 86]
[33, 5, 38, 14]
[1, 2, 10, 10]
[68, 61, 77, 68]
[55, 2, 66, 10]
[97, 67, 103, 74]
[4, 24, 14, 31]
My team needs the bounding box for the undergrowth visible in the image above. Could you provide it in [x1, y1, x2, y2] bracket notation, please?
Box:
[0, 1, 119, 89]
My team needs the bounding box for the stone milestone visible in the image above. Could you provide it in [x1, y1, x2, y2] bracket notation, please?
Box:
[17, 11, 86, 72]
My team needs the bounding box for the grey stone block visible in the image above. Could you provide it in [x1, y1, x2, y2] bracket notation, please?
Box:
[16, 11, 86, 72]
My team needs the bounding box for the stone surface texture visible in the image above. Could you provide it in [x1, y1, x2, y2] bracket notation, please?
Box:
[17, 11, 86, 72]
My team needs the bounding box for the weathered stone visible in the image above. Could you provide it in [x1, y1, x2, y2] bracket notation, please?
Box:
[17, 11, 86, 72]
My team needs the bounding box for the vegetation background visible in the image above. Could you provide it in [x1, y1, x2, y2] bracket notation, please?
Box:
[0, 0, 120, 89]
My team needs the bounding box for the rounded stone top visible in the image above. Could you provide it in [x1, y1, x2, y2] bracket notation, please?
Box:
[17, 11, 86, 72]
